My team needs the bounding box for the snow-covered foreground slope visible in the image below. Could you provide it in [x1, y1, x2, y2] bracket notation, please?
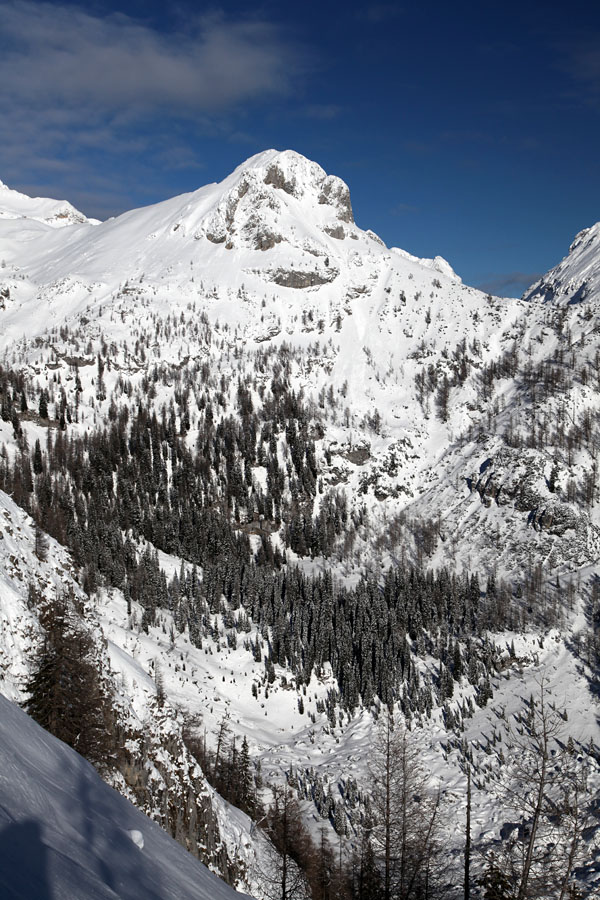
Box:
[0, 693, 252, 900]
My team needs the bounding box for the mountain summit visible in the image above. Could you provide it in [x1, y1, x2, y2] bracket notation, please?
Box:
[196, 148, 354, 248]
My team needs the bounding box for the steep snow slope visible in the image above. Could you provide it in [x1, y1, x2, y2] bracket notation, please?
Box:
[0, 693, 252, 900]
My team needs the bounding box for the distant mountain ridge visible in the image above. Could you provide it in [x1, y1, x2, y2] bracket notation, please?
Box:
[0, 177, 99, 227]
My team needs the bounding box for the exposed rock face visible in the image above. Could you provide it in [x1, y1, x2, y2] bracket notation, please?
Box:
[318, 175, 354, 223]
[267, 267, 339, 288]
[263, 163, 297, 196]
[468, 447, 592, 537]
[324, 225, 345, 239]
[339, 443, 371, 465]
[366, 229, 385, 246]
[260, 151, 354, 223]
[534, 502, 580, 536]
[469, 449, 547, 509]
[254, 230, 283, 251]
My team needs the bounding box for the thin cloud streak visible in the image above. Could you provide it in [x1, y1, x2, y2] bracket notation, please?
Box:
[391, 202, 419, 215]
[302, 104, 343, 120]
[478, 272, 541, 297]
[357, 4, 404, 23]
[556, 37, 600, 89]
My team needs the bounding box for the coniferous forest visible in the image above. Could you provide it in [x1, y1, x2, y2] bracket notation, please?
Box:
[2, 338, 599, 899]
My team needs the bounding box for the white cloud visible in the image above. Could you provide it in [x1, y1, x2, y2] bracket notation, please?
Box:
[0, 1, 306, 202]
[0, 2, 300, 113]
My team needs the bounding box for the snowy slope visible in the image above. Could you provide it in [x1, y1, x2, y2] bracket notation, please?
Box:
[0, 693, 252, 900]
[0, 490, 82, 701]
[0, 177, 98, 227]
[0, 488, 271, 895]
[524, 222, 600, 304]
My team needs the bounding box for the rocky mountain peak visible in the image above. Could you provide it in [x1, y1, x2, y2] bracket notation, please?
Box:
[235, 149, 353, 221]
[192, 149, 354, 251]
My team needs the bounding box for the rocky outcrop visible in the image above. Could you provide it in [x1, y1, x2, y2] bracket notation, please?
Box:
[324, 225, 345, 239]
[263, 163, 297, 196]
[468, 447, 587, 537]
[318, 175, 354, 223]
[254, 229, 283, 251]
[267, 266, 339, 288]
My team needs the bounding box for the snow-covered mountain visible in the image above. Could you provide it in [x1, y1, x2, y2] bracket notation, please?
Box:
[1, 150, 600, 897]
[524, 222, 600, 305]
[0, 178, 98, 227]
[0, 149, 525, 537]
[2, 147, 596, 578]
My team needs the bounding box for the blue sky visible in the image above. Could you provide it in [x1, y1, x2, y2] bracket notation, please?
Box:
[1, 0, 599, 295]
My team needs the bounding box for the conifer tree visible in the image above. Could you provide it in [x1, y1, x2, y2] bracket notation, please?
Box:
[238, 736, 256, 817]
[23, 592, 113, 768]
[38, 390, 48, 420]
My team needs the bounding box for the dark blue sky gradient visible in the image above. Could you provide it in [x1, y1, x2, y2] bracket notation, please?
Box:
[1, 0, 599, 294]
